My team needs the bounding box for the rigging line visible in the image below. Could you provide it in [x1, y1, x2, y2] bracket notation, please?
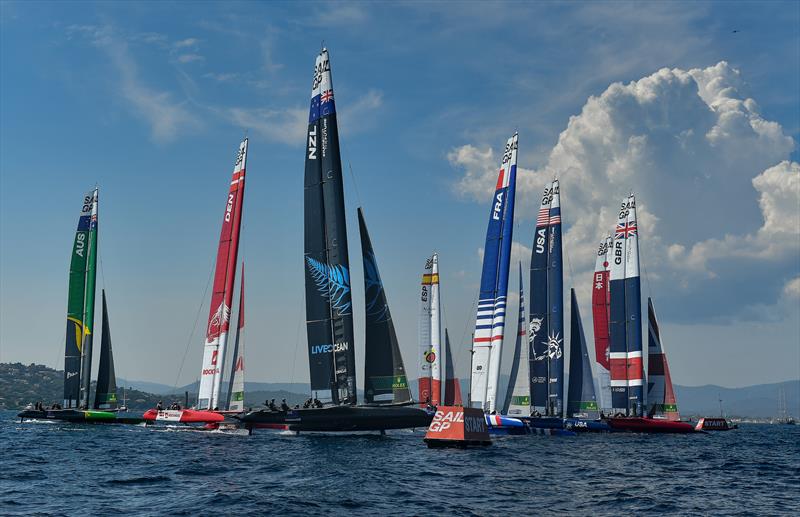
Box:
[172, 256, 216, 393]
[340, 138, 364, 208]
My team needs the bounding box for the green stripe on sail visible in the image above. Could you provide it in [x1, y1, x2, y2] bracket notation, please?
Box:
[231, 391, 244, 402]
[368, 375, 409, 391]
[580, 401, 599, 410]
[662, 403, 678, 412]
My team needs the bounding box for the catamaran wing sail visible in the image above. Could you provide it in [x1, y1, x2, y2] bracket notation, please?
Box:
[567, 289, 599, 419]
[64, 188, 97, 408]
[624, 195, 644, 414]
[592, 236, 612, 410]
[303, 48, 356, 405]
[529, 183, 552, 415]
[226, 264, 246, 412]
[546, 180, 564, 416]
[359, 208, 411, 404]
[93, 290, 117, 410]
[198, 138, 247, 410]
[504, 264, 530, 416]
[418, 256, 434, 406]
[609, 198, 629, 413]
[646, 298, 679, 420]
[470, 133, 518, 412]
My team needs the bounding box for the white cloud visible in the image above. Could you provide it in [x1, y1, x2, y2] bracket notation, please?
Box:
[226, 107, 307, 146]
[784, 277, 800, 300]
[449, 62, 798, 318]
[174, 37, 199, 48]
[177, 53, 204, 63]
[66, 24, 199, 142]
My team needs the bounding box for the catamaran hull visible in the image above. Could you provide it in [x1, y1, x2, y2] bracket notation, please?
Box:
[607, 417, 696, 433]
[17, 409, 142, 424]
[142, 409, 225, 424]
[285, 406, 433, 432]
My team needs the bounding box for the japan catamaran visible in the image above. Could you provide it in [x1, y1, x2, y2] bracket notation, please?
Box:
[144, 138, 247, 425]
[238, 48, 430, 433]
[19, 189, 139, 424]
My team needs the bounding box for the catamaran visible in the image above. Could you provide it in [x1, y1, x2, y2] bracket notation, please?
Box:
[144, 138, 247, 425]
[603, 195, 694, 433]
[19, 189, 139, 424]
[239, 48, 429, 433]
[469, 132, 518, 414]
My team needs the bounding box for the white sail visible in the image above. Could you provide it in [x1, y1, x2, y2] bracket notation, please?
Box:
[506, 269, 530, 416]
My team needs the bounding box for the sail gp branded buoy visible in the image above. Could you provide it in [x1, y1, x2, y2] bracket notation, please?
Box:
[423, 406, 491, 448]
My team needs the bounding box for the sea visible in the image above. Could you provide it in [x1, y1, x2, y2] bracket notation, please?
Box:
[1, 411, 798, 516]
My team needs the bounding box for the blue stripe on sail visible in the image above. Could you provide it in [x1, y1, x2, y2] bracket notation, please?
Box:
[308, 94, 337, 123]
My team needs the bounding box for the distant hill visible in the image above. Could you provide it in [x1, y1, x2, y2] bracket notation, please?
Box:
[3, 363, 797, 417]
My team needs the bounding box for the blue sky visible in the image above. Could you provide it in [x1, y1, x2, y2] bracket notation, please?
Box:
[1, 1, 798, 390]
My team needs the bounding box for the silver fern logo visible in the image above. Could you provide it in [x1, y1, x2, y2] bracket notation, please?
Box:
[306, 257, 352, 315]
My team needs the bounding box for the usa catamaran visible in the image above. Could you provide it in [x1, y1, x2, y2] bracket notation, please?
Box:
[238, 48, 430, 433]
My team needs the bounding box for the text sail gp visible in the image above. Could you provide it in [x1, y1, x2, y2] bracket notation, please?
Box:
[303, 48, 357, 405]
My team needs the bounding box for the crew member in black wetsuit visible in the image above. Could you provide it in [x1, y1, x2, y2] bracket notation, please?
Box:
[280, 399, 290, 411]
[268, 399, 277, 411]
[157, 401, 163, 410]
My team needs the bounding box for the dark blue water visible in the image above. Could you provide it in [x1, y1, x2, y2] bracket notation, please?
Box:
[1, 411, 798, 515]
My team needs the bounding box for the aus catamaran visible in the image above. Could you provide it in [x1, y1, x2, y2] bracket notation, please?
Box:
[19, 188, 138, 424]
[239, 47, 430, 433]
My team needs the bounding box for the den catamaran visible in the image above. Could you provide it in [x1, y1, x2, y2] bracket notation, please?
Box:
[144, 138, 247, 425]
[418, 253, 462, 407]
[239, 48, 429, 433]
[603, 195, 694, 433]
[20, 189, 134, 424]
[469, 133, 518, 414]
[225, 265, 246, 412]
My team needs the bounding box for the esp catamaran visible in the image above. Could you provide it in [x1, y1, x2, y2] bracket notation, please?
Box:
[144, 138, 247, 425]
[19, 189, 139, 424]
[418, 254, 442, 406]
[240, 48, 429, 433]
[469, 133, 518, 413]
[529, 180, 565, 418]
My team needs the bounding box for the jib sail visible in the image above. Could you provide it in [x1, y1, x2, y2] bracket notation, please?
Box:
[359, 208, 411, 404]
[93, 290, 118, 410]
[567, 289, 598, 419]
[504, 264, 530, 416]
[646, 298, 679, 420]
[226, 264, 246, 412]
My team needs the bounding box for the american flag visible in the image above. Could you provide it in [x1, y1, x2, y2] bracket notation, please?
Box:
[321, 89, 333, 103]
[615, 221, 637, 239]
[536, 208, 550, 227]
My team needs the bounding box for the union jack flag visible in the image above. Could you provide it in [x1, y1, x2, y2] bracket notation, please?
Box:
[615, 221, 637, 239]
[321, 89, 333, 103]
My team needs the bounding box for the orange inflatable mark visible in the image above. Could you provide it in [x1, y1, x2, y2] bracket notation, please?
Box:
[423, 406, 491, 448]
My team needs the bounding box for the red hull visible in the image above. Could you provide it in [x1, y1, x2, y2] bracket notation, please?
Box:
[608, 416, 695, 433]
[142, 409, 225, 423]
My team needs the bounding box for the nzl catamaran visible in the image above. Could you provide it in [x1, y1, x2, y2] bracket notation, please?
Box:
[19, 189, 137, 424]
[238, 47, 430, 433]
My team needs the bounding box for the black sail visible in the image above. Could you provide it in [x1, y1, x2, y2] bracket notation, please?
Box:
[303, 48, 356, 405]
[566, 289, 598, 418]
[358, 208, 411, 404]
[93, 290, 117, 410]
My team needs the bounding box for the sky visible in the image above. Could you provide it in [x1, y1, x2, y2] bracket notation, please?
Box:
[1, 1, 798, 391]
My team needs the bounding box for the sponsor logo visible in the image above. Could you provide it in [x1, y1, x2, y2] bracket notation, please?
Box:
[66, 371, 78, 380]
[307, 125, 317, 160]
[534, 331, 562, 361]
[235, 145, 246, 167]
[492, 192, 504, 220]
[595, 273, 605, 290]
[423, 349, 436, 364]
[207, 302, 231, 338]
[529, 317, 543, 343]
[312, 56, 331, 90]
[202, 368, 218, 375]
[211, 350, 218, 366]
[501, 137, 517, 164]
[311, 342, 350, 355]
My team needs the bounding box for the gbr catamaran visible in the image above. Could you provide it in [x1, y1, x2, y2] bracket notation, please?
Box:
[144, 138, 248, 425]
[239, 48, 429, 433]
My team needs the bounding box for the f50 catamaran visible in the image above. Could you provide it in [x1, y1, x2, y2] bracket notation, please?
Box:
[239, 48, 429, 433]
[469, 133, 518, 413]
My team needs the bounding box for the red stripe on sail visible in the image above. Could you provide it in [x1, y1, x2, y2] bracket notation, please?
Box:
[627, 356, 644, 382]
[495, 169, 505, 190]
[431, 378, 441, 406]
[610, 357, 627, 381]
[592, 270, 611, 369]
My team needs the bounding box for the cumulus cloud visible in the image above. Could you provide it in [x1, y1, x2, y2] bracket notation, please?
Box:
[450, 62, 798, 320]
